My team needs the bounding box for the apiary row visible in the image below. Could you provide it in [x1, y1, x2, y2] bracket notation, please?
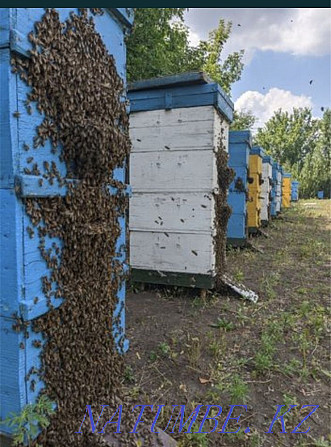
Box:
[0, 8, 298, 444]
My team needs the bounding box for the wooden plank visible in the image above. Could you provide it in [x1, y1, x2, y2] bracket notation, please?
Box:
[130, 150, 217, 192]
[0, 9, 11, 49]
[129, 192, 214, 233]
[131, 268, 214, 289]
[128, 71, 210, 91]
[130, 231, 215, 275]
[130, 105, 214, 129]
[0, 48, 18, 188]
[130, 120, 214, 152]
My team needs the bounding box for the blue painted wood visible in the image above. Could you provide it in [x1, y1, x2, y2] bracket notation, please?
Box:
[128, 72, 234, 123]
[0, 8, 133, 435]
[251, 146, 265, 157]
[227, 131, 252, 243]
[283, 172, 292, 178]
[291, 181, 299, 201]
[317, 190, 324, 199]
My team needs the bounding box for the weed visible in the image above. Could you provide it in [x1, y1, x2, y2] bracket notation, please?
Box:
[1, 395, 54, 446]
[177, 422, 208, 447]
[158, 342, 171, 357]
[186, 337, 201, 367]
[233, 269, 245, 282]
[228, 374, 249, 404]
[149, 351, 157, 362]
[123, 365, 135, 383]
[210, 317, 235, 331]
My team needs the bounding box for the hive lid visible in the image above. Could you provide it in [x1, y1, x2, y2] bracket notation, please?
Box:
[108, 9, 134, 28]
[128, 71, 234, 123]
[251, 146, 265, 157]
[283, 172, 292, 178]
[229, 130, 252, 146]
[263, 155, 274, 164]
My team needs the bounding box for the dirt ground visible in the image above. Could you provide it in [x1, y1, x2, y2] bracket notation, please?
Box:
[124, 200, 330, 447]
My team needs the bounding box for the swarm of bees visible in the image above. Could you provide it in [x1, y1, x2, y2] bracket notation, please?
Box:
[12, 8, 157, 447]
[214, 121, 235, 288]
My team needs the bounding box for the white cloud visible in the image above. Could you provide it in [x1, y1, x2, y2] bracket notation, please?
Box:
[235, 88, 313, 129]
[184, 9, 331, 60]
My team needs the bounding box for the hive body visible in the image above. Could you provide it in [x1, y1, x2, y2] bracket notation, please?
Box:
[0, 7, 133, 436]
[282, 173, 292, 208]
[248, 146, 264, 232]
[291, 180, 299, 201]
[261, 155, 273, 224]
[128, 72, 234, 288]
[271, 161, 278, 217]
[317, 190, 324, 199]
[227, 130, 251, 246]
[276, 163, 283, 213]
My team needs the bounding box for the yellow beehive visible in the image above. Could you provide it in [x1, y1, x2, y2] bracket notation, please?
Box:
[248, 147, 264, 231]
[282, 174, 292, 208]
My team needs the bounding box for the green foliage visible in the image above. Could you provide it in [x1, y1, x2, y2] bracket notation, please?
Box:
[255, 108, 330, 198]
[255, 107, 318, 168]
[228, 374, 249, 403]
[230, 110, 256, 131]
[1, 395, 54, 446]
[178, 422, 209, 447]
[127, 9, 244, 96]
[299, 109, 331, 198]
[210, 317, 235, 331]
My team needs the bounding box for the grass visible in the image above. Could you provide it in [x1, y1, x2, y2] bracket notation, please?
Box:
[126, 200, 331, 447]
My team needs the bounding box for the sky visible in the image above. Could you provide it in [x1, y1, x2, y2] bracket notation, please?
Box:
[184, 8, 331, 130]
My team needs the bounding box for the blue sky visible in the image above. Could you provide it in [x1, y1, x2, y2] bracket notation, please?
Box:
[184, 8, 331, 128]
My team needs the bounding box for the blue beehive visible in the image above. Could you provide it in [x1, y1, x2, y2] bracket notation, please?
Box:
[227, 130, 252, 246]
[317, 190, 324, 199]
[0, 8, 133, 439]
[291, 180, 299, 201]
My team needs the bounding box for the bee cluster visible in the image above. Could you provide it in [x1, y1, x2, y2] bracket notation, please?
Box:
[12, 8, 156, 446]
[214, 125, 235, 288]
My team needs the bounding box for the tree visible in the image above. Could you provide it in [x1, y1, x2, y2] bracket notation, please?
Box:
[299, 109, 331, 198]
[230, 110, 256, 131]
[254, 108, 319, 170]
[127, 9, 244, 96]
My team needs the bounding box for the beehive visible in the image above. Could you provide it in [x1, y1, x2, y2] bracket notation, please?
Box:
[317, 190, 324, 199]
[261, 155, 274, 225]
[276, 163, 283, 213]
[227, 130, 251, 246]
[291, 181, 299, 201]
[128, 72, 234, 288]
[247, 146, 264, 232]
[270, 161, 278, 217]
[0, 8, 133, 442]
[282, 172, 292, 208]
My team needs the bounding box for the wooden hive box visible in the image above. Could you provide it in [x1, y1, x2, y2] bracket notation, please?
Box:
[275, 163, 283, 214]
[291, 181, 299, 201]
[227, 130, 251, 246]
[248, 146, 264, 232]
[0, 8, 133, 440]
[261, 154, 274, 225]
[128, 72, 234, 289]
[282, 173, 292, 208]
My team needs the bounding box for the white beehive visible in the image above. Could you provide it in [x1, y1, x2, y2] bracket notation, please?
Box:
[128, 72, 234, 288]
[261, 155, 273, 224]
